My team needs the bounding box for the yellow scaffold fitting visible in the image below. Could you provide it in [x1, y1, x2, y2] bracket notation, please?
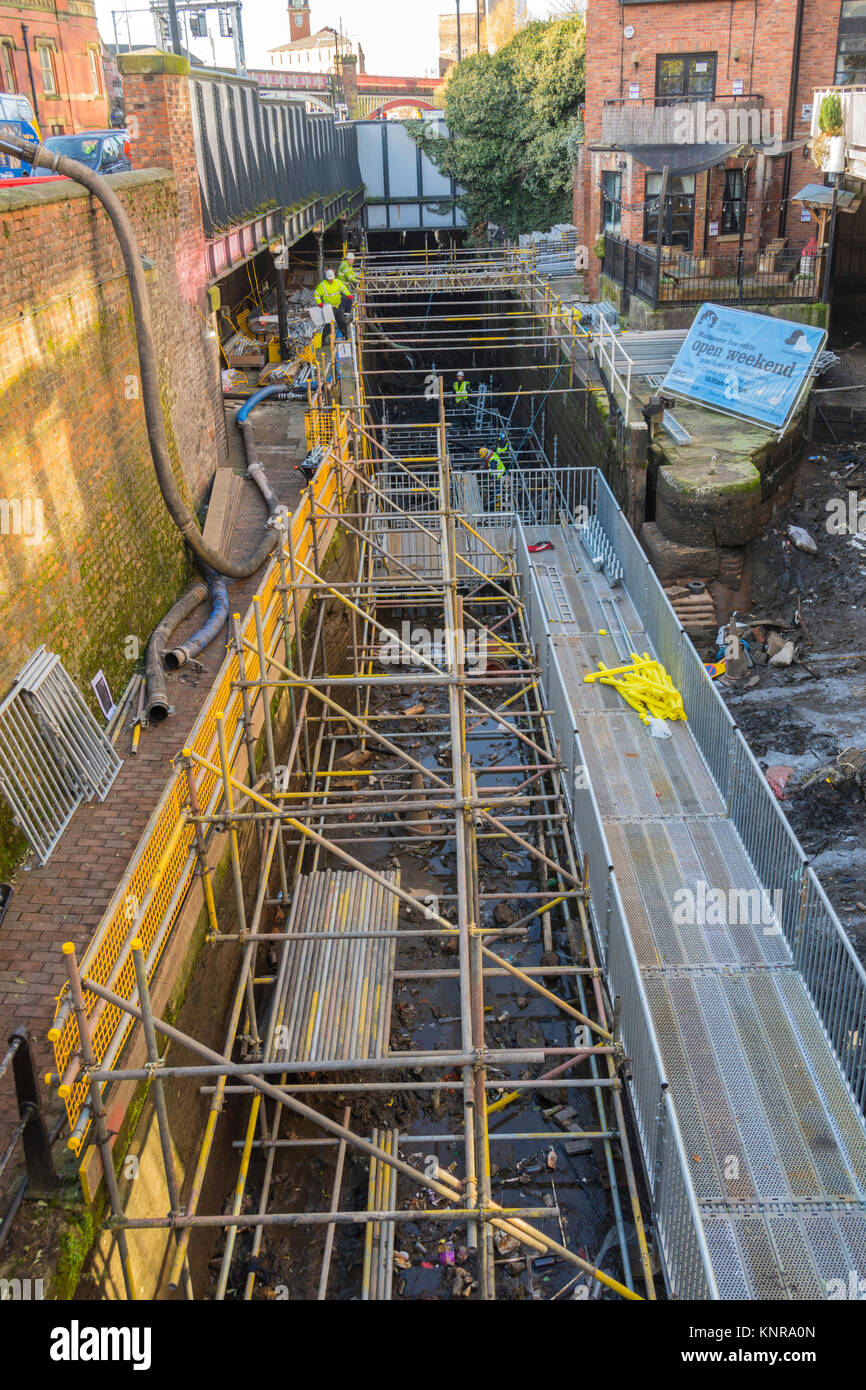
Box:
[584, 652, 686, 725]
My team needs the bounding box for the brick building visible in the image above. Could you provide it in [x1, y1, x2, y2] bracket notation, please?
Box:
[268, 3, 365, 76]
[438, 2, 529, 75]
[0, 0, 109, 134]
[573, 0, 865, 303]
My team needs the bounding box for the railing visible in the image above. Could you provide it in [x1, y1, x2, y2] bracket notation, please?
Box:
[602, 233, 821, 308]
[376, 466, 596, 531]
[591, 472, 866, 1119]
[189, 68, 362, 239]
[0, 1029, 59, 1244]
[601, 94, 765, 147]
[515, 515, 719, 1298]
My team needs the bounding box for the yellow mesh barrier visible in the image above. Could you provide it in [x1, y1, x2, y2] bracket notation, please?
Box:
[52, 435, 346, 1153]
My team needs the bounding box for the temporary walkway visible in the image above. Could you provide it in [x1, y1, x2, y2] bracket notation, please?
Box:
[517, 505, 866, 1299]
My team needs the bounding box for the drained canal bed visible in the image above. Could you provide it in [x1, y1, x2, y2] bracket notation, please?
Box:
[209, 670, 648, 1301]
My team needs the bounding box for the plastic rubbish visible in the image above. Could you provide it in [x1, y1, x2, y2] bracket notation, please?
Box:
[765, 766, 795, 799]
[787, 525, 818, 554]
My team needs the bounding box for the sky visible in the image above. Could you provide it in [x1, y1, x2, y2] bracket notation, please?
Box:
[96, 1, 567, 78]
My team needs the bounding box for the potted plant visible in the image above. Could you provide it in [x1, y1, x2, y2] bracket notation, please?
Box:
[812, 93, 845, 173]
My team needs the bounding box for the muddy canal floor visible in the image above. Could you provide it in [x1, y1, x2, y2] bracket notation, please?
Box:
[713, 445, 866, 962]
[210, 669, 646, 1300]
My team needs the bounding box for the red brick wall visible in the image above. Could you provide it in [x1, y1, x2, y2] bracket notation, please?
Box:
[0, 0, 109, 133]
[0, 58, 226, 708]
[576, 0, 845, 289]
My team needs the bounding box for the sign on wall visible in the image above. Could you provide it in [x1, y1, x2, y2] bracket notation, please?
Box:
[661, 303, 826, 433]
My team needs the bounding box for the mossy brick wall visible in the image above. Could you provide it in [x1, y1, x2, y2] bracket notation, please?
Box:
[0, 64, 226, 874]
[0, 169, 224, 693]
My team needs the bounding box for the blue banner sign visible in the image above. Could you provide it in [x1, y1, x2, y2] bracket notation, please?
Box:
[661, 303, 826, 432]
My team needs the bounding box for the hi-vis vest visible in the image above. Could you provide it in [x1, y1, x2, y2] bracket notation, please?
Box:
[315, 277, 347, 308]
[454, 378, 469, 403]
[487, 450, 506, 477]
[338, 258, 358, 285]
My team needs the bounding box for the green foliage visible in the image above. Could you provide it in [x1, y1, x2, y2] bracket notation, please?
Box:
[407, 17, 586, 240]
[819, 93, 844, 135]
[593, 234, 606, 261]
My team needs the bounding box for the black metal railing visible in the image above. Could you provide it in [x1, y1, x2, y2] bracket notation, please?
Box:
[602, 233, 821, 308]
[0, 1029, 61, 1253]
[190, 72, 363, 239]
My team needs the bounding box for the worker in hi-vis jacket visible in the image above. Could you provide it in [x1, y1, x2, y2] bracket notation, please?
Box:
[314, 267, 350, 341]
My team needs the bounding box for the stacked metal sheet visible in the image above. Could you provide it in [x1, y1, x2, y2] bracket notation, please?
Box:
[271, 869, 399, 1065]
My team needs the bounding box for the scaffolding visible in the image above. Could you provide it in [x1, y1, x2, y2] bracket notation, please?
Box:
[44, 248, 866, 1303]
[52, 295, 655, 1298]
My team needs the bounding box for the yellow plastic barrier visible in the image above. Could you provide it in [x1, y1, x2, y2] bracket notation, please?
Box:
[584, 652, 686, 725]
[51, 409, 350, 1151]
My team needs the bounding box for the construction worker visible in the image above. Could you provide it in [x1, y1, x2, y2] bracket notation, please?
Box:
[479, 446, 506, 479]
[453, 370, 469, 406]
[338, 250, 359, 287]
[314, 266, 349, 341]
[496, 430, 514, 462]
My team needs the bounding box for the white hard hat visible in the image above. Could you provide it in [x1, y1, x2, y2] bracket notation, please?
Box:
[325, 268, 336, 279]
[457, 371, 465, 379]
[346, 251, 356, 261]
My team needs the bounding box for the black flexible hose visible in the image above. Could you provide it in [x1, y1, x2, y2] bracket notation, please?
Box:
[144, 579, 209, 723]
[0, 133, 280, 580]
[164, 564, 229, 670]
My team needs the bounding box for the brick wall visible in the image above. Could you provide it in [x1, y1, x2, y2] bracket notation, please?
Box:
[0, 57, 226, 874]
[575, 0, 845, 292]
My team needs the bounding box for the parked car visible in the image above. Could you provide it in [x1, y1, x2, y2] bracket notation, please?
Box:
[42, 130, 132, 175]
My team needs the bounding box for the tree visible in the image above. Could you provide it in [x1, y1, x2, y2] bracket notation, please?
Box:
[406, 17, 585, 240]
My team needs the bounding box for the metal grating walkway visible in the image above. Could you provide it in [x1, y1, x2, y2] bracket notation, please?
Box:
[523, 525, 866, 1300]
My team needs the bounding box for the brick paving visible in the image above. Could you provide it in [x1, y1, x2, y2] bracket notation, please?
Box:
[0, 401, 309, 1173]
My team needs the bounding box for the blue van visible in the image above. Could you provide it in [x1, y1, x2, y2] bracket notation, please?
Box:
[0, 93, 40, 179]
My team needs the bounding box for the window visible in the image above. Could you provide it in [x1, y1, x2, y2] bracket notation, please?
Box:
[87, 47, 101, 96]
[720, 169, 744, 235]
[644, 173, 696, 250]
[601, 171, 622, 234]
[0, 40, 14, 94]
[656, 52, 716, 105]
[835, 1, 866, 85]
[37, 43, 56, 97]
